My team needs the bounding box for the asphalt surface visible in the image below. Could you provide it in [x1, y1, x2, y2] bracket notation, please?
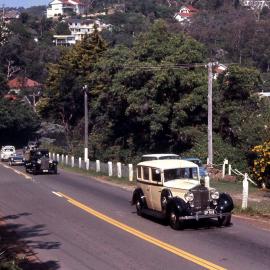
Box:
[0, 162, 269, 270]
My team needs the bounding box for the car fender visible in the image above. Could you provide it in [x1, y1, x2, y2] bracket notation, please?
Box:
[131, 188, 145, 206]
[216, 193, 234, 213]
[166, 197, 188, 217]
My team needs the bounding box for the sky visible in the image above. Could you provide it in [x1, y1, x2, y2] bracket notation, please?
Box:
[0, 0, 50, 8]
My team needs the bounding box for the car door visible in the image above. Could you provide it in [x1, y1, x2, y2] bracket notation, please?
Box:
[150, 167, 163, 211]
[141, 166, 153, 209]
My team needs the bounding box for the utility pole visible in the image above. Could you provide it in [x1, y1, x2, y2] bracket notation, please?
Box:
[207, 62, 213, 166]
[83, 85, 88, 162]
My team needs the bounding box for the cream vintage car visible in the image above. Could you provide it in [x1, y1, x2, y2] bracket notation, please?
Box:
[132, 159, 234, 230]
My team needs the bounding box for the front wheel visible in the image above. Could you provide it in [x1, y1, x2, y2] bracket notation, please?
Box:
[218, 214, 231, 227]
[169, 208, 183, 230]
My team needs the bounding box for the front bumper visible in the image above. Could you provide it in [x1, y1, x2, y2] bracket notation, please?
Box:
[179, 211, 231, 221]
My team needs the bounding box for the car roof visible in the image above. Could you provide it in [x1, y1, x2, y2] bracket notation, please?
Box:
[183, 157, 201, 161]
[2, 145, 15, 149]
[137, 159, 198, 170]
[142, 154, 179, 158]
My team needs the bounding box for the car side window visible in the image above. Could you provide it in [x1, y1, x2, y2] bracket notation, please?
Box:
[142, 167, 149, 181]
[137, 166, 142, 179]
[152, 168, 161, 182]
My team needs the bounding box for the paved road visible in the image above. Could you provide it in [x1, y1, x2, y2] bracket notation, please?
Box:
[0, 162, 269, 270]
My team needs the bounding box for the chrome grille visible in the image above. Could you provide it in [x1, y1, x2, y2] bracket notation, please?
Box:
[190, 185, 209, 211]
[41, 157, 49, 170]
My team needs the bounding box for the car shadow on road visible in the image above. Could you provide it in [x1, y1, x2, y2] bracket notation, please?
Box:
[134, 212, 233, 231]
[0, 213, 60, 270]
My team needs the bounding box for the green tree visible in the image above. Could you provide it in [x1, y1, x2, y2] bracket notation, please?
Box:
[88, 21, 208, 161]
[41, 29, 106, 150]
[0, 99, 40, 145]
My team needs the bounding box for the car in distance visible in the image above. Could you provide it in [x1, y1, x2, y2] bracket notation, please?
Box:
[24, 149, 58, 174]
[132, 159, 233, 230]
[8, 154, 24, 166]
[182, 157, 208, 177]
[1, 146, 16, 161]
[141, 153, 180, 162]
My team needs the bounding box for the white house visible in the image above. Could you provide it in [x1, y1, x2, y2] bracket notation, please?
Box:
[241, 0, 270, 10]
[174, 5, 198, 23]
[53, 19, 111, 45]
[47, 0, 86, 18]
[68, 19, 110, 42]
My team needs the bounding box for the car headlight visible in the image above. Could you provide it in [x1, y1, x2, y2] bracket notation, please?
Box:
[37, 159, 41, 164]
[184, 191, 194, 202]
[210, 190, 219, 200]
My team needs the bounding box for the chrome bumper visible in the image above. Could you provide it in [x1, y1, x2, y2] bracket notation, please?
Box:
[179, 212, 231, 221]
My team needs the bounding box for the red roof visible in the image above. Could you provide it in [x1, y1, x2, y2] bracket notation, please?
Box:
[186, 5, 199, 12]
[4, 94, 18, 101]
[8, 77, 41, 89]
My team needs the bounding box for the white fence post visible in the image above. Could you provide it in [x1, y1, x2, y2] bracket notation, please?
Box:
[61, 154, 64, 163]
[228, 164, 232, 176]
[71, 156, 74, 168]
[204, 175, 210, 188]
[65, 155, 68, 165]
[79, 157, 82, 169]
[117, 162, 122, 178]
[96, 160, 100, 172]
[52, 153, 55, 160]
[222, 159, 228, 178]
[128, 164, 133, 182]
[108, 161, 113, 176]
[49, 152, 51, 158]
[242, 173, 249, 209]
[56, 154, 59, 162]
[86, 159, 89, 170]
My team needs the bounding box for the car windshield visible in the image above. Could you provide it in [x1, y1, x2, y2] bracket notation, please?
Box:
[164, 168, 198, 182]
[34, 151, 49, 158]
[4, 148, 14, 152]
[159, 156, 179, 160]
[188, 159, 202, 167]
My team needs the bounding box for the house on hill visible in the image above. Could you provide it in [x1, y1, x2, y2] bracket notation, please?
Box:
[8, 77, 42, 94]
[174, 5, 198, 23]
[47, 0, 86, 18]
[7, 76, 42, 111]
[2, 10, 20, 23]
[53, 18, 111, 45]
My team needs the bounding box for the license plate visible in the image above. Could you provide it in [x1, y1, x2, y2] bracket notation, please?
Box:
[43, 170, 48, 172]
[204, 209, 215, 215]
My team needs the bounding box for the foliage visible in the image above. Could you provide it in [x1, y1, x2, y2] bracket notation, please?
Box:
[41, 29, 107, 150]
[55, 22, 71, 35]
[251, 140, 270, 187]
[0, 99, 40, 146]
[88, 21, 207, 161]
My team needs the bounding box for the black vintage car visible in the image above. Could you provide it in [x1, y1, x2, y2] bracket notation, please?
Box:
[24, 149, 58, 175]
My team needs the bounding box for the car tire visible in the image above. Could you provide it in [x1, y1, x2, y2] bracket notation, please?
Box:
[169, 208, 183, 230]
[218, 214, 231, 227]
[135, 197, 144, 216]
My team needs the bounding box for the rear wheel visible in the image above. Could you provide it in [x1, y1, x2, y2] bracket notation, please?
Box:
[135, 197, 144, 216]
[218, 214, 231, 227]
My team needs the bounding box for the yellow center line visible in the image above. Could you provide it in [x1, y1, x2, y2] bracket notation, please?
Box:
[58, 192, 226, 270]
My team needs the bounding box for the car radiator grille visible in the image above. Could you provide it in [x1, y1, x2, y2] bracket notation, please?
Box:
[190, 186, 210, 211]
[41, 157, 49, 170]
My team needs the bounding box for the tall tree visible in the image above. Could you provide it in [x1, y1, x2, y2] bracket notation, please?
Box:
[40, 29, 106, 150]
